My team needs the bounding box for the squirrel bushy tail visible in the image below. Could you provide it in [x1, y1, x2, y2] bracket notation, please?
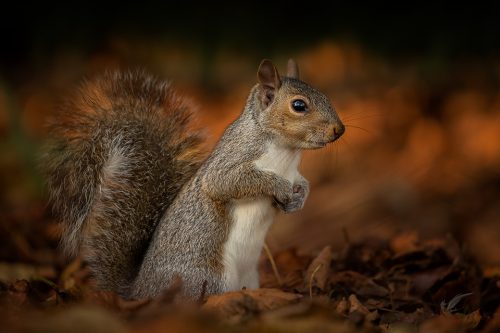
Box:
[42, 71, 205, 297]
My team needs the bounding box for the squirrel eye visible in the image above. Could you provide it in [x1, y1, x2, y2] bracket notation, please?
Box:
[291, 99, 308, 113]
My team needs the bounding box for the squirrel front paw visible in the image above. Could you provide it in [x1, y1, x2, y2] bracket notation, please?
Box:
[272, 178, 293, 209]
[273, 178, 309, 214]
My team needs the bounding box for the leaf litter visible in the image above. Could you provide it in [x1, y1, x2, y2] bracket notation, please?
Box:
[0, 217, 499, 333]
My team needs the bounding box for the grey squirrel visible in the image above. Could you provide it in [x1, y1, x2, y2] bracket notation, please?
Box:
[43, 59, 344, 299]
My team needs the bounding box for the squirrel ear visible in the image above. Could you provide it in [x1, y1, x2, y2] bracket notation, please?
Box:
[287, 58, 300, 79]
[257, 59, 282, 108]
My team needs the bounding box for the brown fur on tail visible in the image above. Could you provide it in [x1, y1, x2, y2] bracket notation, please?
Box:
[42, 70, 205, 297]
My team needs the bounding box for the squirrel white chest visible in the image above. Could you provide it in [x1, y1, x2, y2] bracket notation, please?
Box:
[223, 143, 301, 291]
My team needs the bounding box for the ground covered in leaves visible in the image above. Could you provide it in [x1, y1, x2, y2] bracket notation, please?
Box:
[1, 207, 499, 333]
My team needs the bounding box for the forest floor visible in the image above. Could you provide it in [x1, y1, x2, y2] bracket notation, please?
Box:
[1, 202, 499, 333]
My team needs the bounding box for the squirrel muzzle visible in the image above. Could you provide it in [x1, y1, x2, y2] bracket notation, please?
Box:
[326, 121, 345, 143]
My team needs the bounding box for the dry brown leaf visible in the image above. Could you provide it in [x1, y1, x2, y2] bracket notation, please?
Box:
[202, 288, 302, 322]
[0, 262, 56, 282]
[461, 310, 482, 330]
[259, 249, 310, 290]
[390, 231, 419, 255]
[269, 249, 310, 289]
[411, 266, 451, 296]
[418, 314, 465, 333]
[260, 300, 314, 321]
[7, 279, 30, 306]
[305, 245, 333, 293]
[336, 297, 349, 315]
[348, 294, 370, 315]
[330, 271, 389, 298]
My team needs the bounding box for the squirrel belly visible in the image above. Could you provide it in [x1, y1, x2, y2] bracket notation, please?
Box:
[224, 143, 302, 291]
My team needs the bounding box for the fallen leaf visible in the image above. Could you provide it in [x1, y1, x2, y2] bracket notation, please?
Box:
[418, 314, 464, 333]
[330, 271, 389, 298]
[260, 249, 310, 290]
[336, 297, 349, 315]
[387, 247, 451, 275]
[349, 294, 370, 315]
[460, 309, 481, 330]
[203, 288, 302, 322]
[411, 267, 451, 296]
[390, 231, 419, 255]
[305, 245, 333, 293]
[340, 239, 392, 276]
[7, 279, 29, 306]
[0, 262, 56, 282]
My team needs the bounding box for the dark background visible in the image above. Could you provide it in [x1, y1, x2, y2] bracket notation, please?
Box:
[1, 2, 499, 267]
[2, 3, 500, 83]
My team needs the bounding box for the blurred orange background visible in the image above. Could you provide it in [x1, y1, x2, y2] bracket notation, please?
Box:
[1, 4, 499, 269]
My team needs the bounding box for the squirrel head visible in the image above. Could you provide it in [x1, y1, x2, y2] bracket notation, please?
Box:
[255, 59, 344, 149]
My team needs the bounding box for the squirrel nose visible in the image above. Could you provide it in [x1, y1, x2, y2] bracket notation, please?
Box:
[334, 122, 345, 138]
[328, 122, 345, 142]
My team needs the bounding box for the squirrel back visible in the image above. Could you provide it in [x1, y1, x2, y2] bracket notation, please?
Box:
[42, 71, 204, 296]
